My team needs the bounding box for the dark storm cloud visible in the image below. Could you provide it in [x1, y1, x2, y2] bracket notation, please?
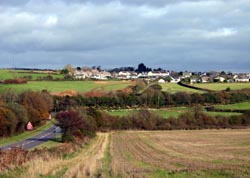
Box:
[0, 0, 249, 71]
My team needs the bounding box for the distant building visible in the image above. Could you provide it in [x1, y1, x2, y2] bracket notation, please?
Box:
[201, 76, 210, 83]
[74, 70, 86, 79]
[158, 79, 166, 83]
[147, 71, 169, 78]
[235, 75, 249, 82]
[182, 72, 192, 78]
[214, 76, 225, 83]
[170, 77, 181, 83]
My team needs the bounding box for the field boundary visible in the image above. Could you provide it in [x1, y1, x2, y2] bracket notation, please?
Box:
[205, 107, 250, 113]
[177, 81, 212, 92]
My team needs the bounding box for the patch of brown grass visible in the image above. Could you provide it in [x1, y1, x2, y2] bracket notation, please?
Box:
[51, 90, 78, 97]
[11, 133, 109, 178]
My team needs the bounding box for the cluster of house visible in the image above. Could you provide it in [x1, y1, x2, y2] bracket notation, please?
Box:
[190, 73, 250, 83]
[72, 68, 250, 83]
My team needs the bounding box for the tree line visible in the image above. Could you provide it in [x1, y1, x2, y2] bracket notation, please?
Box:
[54, 84, 250, 110]
[0, 90, 53, 137]
[56, 107, 250, 142]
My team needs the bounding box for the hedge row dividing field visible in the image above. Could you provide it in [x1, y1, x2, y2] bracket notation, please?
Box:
[110, 130, 250, 178]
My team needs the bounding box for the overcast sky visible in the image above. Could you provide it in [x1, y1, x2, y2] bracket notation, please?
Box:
[0, 0, 249, 72]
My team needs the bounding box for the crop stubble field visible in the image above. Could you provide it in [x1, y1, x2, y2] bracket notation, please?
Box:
[110, 129, 250, 178]
[1, 130, 250, 178]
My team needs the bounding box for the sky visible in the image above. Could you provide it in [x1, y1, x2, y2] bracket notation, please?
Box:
[0, 0, 249, 72]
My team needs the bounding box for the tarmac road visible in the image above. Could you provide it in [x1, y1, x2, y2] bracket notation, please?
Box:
[0, 125, 58, 150]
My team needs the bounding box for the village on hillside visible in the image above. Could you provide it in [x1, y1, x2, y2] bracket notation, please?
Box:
[67, 64, 250, 84]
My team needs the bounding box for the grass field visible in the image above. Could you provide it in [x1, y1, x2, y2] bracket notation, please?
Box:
[106, 108, 189, 118]
[0, 80, 133, 93]
[0, 69, 64, 80]
[215, 102, 250, 110]
[106, 108, 241, 118]
[110, 130, 250, 177]
[160, 83, 203, 93]
[193, 83, 250, 91]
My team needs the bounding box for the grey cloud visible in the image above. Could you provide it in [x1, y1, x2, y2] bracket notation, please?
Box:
[0, 0, 249, 71]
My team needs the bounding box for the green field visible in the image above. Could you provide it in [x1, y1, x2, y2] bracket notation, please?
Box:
[106, 107, 189, 118]
[0, 81, 133, 93]
[106, 107, 240, 118]
[193, 83, 250, 91]
[0, 69, 64, 80]
[160, 83, 203, 93]
[215, 102, 250, 110]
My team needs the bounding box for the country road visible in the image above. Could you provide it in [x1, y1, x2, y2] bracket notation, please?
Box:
[0, 125, 58, 150]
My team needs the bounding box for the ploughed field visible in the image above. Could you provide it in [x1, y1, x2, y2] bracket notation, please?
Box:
[110, 130, 250, 178]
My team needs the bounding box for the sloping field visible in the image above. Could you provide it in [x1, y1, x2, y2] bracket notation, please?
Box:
[0, 81, 132, 93]
[160, 83, 203, 93]
[193, 83, 250, 91]
[110, 130, 250, 177]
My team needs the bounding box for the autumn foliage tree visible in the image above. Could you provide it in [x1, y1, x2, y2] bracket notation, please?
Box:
[0, 106, 18, 137]
[19, 91, 49, 126]
[56, 109, 97, 142]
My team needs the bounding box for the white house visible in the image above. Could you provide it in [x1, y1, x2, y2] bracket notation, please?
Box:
[201, 76, 210, 83]
[158, 79, 166, 83]
[118, 71, 132, 79]
[170, 77, 181, 83]
[74, 70, 86, 79]
[235, 75, 249, 82]
[214, 76, 225, 82]
[182, 72, 192, 78]
[147, 71, 170, 78]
